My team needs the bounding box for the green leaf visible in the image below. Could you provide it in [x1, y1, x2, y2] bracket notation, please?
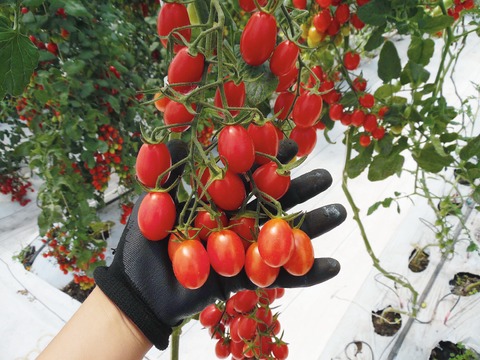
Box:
[368, 153, 404, 181]
[23, 0, 45, 6]
[408, 37, 435, 66]
[64, 0, 92, 18]
[365, 25, 386, 51]
[378, 41, 401, 83]
[400, 61, 430, 87]
[107, 95, 120, 113]
[357, 0, 390, 26]
[63, 59, 85, 76]
[374, 83, 401, 100]
[346, 145, 373, 179]
[244, 65, 278, 106]
[0, 19, 39, 97]
[413, 143, 454, 173]
[460, 135, 480, 161]
[38, 204, 63, 235]
[418, 15, 454, 34]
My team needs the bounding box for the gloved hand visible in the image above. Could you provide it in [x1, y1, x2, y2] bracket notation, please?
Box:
[94, 139, 347, 350]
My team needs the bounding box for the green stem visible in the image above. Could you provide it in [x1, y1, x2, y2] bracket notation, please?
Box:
[342, 128, 419, 316]
[170, 326, 182, 360]
[433, 1, 454, 98]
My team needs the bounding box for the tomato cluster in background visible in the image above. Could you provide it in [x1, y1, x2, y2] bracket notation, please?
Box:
[0, 173, 34, 206]
[41, 226, 107, 290]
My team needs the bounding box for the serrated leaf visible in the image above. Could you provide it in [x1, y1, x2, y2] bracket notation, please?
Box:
[418, 15, 454, 34]
[368, 153, 404, 181]
[459, 135, 480, 161]
[408, 37, 435, 66]
[378, 41, 401, 83]
[413, 143, 454, 173]
[0, 22, 39, 97]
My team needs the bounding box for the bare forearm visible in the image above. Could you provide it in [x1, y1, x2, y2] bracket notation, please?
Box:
[38, 287, 153, 360]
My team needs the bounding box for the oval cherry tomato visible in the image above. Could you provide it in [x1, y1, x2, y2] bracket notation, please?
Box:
[135, 143, 171, 188]
[232, 290, 259, 313]
[276, 66, 298, 92]
[270, 40, 299, 77]
[205, 169, 246, 211]
[283, 228, 314, 276]
[214, 80, 246, 117]
[313, 8, 332, 33]
[344, 51, 360, 70]
[292, 0, 307, 9]
[252, 162, 291, 201]
[194, 209, 228, 241]
[274, 92, 295, 121]
[199, 304, 223, 328]
[351, 108, 365, 127]
[289, 126, 317, 157]
[272, 343, 289, 360]
[138, 192, 176, 241]
[153, 93, 170, 112]
[316, 0, 332, 7]
[164, 101, 196, 132]
[207, 229, 246, 277]
[172, 239, 210, 289]
[229, 214, 257, 248]
[237, 316, 257, 341]
[247, 122, 279, 165]
[257, 218, 294, 267]
[215, 339, 230, 359]
[156, 3, 191, 53]
[218, 125, 255, 173]
[168, 229, 198, 261]
[245, 242, 280, 287]
[335, 3, 350, 24]
[329, 103, 344, 121]
[168, 48, 205, 93]
[292, 92, 323, 128]
[240, 11, 277, 66]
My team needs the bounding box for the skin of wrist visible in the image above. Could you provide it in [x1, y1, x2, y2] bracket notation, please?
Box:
[38, 286, 152, 360]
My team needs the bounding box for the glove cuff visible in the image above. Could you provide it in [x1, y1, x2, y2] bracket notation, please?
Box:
[94, 266, 173, 350]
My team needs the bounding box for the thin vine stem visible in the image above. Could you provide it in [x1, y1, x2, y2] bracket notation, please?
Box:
[342, 127, 419, 317]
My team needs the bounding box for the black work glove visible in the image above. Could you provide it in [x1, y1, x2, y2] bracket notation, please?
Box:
[94, 139, 347, 350]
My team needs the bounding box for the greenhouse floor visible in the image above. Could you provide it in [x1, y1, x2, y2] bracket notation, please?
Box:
[1, 35, 480, 360]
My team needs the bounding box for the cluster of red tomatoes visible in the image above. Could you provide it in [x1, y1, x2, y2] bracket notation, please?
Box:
[41, 227, 106, 289]
[84, 124, 128, 191]
[447, 0, 475, 20]
[199, 288, 289, 359]
[120, 202, 134, 225]
[0, 173, 34, 206]
[296, 0, 368, 48]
